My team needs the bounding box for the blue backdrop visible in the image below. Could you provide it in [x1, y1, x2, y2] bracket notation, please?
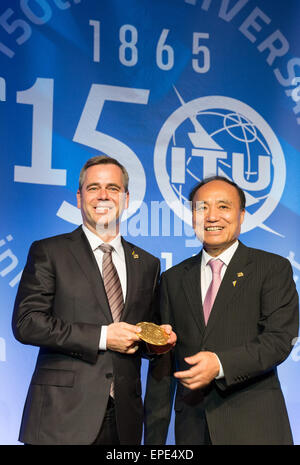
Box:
[1, 0, 300, 445]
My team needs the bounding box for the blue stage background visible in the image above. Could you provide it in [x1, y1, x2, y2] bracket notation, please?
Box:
[1, 0, 300, 444]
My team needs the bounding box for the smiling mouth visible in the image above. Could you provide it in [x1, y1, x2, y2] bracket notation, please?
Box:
[95, 205, 114, 213]
[205, 226, 224, 231]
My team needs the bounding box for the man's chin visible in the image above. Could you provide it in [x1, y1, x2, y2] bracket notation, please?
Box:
[96, 220, 118, 235]
[202, 239, 237, 255]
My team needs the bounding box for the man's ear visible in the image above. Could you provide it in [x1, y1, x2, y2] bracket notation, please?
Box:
[124, 191, 129, 210]
[240, 208, 245, 225]
[76, 190, 81, 209]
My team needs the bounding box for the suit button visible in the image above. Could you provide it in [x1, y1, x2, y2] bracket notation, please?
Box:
[106, 373, 113, 379]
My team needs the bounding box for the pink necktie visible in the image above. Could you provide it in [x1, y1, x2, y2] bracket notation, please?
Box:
[203, 259, 224, 325]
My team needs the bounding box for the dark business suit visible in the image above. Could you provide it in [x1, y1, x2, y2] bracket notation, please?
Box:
[144, 242, 299, 445]
[12, 226, 160, 445]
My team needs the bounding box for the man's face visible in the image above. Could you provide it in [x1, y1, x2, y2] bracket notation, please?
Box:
[192, 180, 245, 256]
[77, 163, 129, 237]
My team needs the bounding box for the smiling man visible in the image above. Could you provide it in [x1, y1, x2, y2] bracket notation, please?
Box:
[76, 161, 129, 241]
[12, 155, 175, 445]
[144, 175, 299, 445]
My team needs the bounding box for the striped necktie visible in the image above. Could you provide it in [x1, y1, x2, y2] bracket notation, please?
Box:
[100, 243, 124, 322]
[99, 243, 124, 399]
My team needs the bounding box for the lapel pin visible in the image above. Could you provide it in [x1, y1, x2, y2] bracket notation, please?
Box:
[132, 250, 139, 259]
[232, 280, 237, 287]
[237, 272, 244, 277]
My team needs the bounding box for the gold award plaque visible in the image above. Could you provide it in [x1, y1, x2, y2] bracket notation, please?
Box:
[136, 322, 169, 346]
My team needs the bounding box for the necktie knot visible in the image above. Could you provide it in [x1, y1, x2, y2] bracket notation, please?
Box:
[99, 243, 114, 254]
[208, 258, 223, 275]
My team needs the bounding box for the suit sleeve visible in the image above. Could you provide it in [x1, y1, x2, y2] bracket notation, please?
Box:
[151, 258, 161, 322]
[144, 273, 177, 444]
[140, 257, 161, 359]
[216, 257, 299, 389]
[12, 240, 101, 364]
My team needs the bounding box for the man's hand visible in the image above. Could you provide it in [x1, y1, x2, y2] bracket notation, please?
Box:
[147, 324, 177, 354]
[161, 324, 177, 347]
[107, 322, 141, 354]
[174, 351, 220, 390]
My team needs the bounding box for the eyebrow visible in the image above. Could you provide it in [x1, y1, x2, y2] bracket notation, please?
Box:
[216, 199, 233, 205]
[86, 182, 122, 189]
[195, 199, 233, 205]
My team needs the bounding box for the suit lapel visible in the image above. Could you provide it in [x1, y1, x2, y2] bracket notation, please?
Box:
[182, 252, 206, 333]
[67, 227, 112, 323]
[120, 238, 140, 321]
[204, 241, 253, 340]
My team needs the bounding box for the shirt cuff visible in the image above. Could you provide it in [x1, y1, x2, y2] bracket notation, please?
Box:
[99, 326, 107, 351]
[214, 353, 224, 379]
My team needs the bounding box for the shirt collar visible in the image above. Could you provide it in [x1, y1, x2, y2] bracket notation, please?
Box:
[202, 240, 239, 267]
[82, 224, 124, 259]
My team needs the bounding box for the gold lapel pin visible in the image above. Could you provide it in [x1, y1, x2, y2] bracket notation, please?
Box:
[237, 272, 244, 277]
[132, 250, 139, 259]
[232, 280, 237, 287]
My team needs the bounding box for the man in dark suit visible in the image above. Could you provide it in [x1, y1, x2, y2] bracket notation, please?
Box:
[144, 176, 299, 445]
[12, 155, 175, 445]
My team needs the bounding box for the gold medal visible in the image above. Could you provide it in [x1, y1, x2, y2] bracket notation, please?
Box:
[136, 322, 169, 346]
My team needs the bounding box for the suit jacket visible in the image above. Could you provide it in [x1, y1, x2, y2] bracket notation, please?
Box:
[12, 226, 160, 445]
[144, 242, 299, 445]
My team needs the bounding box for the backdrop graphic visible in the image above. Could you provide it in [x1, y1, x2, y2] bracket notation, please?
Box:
[0, 0, 300, 445]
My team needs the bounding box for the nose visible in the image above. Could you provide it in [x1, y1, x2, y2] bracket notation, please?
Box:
[206, 205, 220, 222]
[97, 187, 109, 200]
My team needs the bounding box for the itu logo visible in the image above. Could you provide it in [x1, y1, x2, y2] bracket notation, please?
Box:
[154, 90, 286, 235]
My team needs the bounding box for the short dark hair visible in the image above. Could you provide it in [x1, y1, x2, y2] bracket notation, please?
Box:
[78, 155, 129, 192]
[189, 176, 246, 210]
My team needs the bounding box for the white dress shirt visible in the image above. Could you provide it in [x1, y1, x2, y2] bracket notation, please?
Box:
[82, 224, 127, 350]
[201, 241, 239, 301]
[200, 240, 239, 378]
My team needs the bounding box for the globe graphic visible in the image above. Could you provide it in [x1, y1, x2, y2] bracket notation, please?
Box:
[154, 95, 286, 233]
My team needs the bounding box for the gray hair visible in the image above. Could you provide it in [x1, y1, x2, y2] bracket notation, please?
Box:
[78, 155, 129, 192]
